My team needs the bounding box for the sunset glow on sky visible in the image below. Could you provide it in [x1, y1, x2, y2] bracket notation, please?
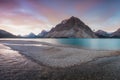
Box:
[0, 0, 120, 35]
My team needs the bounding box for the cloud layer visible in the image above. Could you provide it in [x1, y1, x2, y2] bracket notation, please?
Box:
[0, 0, 120, 35]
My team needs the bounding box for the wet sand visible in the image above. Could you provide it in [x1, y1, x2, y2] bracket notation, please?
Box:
[0, 39, 120, 80]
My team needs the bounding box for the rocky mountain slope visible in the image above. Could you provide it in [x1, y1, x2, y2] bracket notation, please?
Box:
[45, 16, 97, 38]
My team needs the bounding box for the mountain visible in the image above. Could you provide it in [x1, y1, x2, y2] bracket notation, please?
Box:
[95, 29, 120, 38]
[0, 29, 16, 38]
[45, 16, 97, 38]
[37, 30, 48, 38]
[95, 30, 110, 38]
[111, 28, 120, 38]
[24, 32, 37, 38]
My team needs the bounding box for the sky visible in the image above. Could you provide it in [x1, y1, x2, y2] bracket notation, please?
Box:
[0, 0, 120, 35]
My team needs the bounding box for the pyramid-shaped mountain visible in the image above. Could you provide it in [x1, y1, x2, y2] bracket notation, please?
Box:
[45, 16, 97, 38]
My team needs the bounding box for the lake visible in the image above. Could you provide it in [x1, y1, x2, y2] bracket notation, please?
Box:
[0, 38, 120, 80]
[36, 39, 120, 50]
[1, 38, 120, 50]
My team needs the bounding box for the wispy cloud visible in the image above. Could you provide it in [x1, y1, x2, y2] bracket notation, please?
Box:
[0, 0, 120, 35]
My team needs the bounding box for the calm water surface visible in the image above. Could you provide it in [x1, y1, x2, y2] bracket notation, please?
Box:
[1, 38, 120, 50]
[38, 39, 120, 50]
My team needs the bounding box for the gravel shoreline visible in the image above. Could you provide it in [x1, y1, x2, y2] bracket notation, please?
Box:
[1, 39, 119, 68]
[0, 39, 120, 80]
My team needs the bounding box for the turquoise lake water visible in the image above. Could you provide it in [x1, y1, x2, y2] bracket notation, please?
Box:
[1, 38, 120, 50]
[45, 39, 120, 50]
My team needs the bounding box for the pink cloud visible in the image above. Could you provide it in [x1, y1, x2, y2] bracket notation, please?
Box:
[27, 0, 70, 25]
[75, 0, 101, 15]
[0, 0, 19, 11]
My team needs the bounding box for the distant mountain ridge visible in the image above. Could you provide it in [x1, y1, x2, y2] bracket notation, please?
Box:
[95, 28, 120, 38]
[0, 16, 120, 38]
[45, 16, 97, 38]
[37, 30, 48, 38]
[111, 28, 120, 38]
[95, 30, 111, 38]
[24, 32, 37, 38]
[22, 30, 48, 38]
[0, 29, 17, 38]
